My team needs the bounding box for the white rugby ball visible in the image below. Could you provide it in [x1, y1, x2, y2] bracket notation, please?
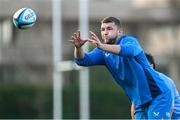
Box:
[13, 8, 37, 29]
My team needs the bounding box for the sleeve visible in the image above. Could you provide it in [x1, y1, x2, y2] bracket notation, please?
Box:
[119, 36, 143, 57]
[75, 48, 105, 66]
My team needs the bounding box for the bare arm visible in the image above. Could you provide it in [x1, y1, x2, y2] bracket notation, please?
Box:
[98, 43, 121, 55]
[131, 103, 135, 120]
[69, 31, 88, 59]
[88, 31, 121, 55]
[74, 47, 84, 59]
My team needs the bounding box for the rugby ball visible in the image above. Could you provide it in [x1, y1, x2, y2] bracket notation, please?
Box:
[13, 8, 37, 29]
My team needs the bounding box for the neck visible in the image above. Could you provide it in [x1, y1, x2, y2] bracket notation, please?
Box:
[112, 35, 122, 44]
[106, 34, 123, 44]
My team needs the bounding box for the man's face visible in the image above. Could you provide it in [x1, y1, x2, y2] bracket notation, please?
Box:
[101, 22, 121, 44]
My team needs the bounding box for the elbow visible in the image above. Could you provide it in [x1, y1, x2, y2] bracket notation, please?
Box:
[75, 59, 83, 66]
[75, 59, 88, 66]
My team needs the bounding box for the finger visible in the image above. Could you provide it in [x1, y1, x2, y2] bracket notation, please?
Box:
[91, 41, 98, 44]
[88, 39, 96, 43]
[74, 32, 78, 39]
[90, 34, 98, 41]
[71, 36, 76, 40]
[77, 31, 80, 38]
[68, 40, 75, 44]
[91, 36, 98, 41]
[89, 31, 98, 38]
[68, 39, 74, 42]
[88, 39, 93, 43]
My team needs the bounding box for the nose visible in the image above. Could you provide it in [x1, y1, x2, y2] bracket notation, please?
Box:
[104, 29, 108, 35]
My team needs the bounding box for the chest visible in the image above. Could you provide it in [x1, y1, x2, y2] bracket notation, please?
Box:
[104, 52, 121, 71]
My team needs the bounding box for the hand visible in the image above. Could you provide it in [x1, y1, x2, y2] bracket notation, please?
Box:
[88, 31, 103, 48]
[69, 31, 88, 48]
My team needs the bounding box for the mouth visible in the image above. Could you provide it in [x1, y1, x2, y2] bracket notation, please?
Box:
[103, 36, 109, 42]
[103, 38, 109, 43]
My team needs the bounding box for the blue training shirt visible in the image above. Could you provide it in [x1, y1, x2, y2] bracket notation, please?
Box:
[75, 35, 170, 106]
[158, 72, 180, 118]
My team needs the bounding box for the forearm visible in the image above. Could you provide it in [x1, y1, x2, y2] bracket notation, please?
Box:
[131, 104, 135, 120]
[74, 47, 84, 59]
[98, 44, 121, 55]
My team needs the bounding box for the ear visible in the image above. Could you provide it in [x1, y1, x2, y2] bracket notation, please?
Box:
[118, 28, 123, 35]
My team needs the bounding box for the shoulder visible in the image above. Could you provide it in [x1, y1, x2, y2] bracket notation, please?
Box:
[158, 72, 176, 87]
[125, 35, 137, 39]
[123, 35, 138, 40]
[158, 72, 170, 81]
[120, 35, 139, 44]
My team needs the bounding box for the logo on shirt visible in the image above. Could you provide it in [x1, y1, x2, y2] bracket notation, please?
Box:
[105, 53, 110, 57]
[166, 112, 170, 118]
[178, 96, 180, 100]
[153, 112, 159, 117]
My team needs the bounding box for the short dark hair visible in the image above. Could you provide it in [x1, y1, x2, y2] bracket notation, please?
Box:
[145, 53, 156, 69]
[101, 17, 122, 28]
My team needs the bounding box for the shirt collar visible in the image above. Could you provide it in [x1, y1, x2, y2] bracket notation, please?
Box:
[116, 35, 126, 44]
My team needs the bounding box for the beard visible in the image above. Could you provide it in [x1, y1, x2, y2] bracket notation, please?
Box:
[106, 36, 118, 44]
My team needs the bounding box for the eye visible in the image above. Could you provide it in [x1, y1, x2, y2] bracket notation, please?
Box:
[107, 27, 113, 30]
[101, 28, 105, 31]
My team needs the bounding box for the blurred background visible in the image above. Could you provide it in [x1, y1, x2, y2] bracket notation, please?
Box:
[0, 0, 180, 119]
